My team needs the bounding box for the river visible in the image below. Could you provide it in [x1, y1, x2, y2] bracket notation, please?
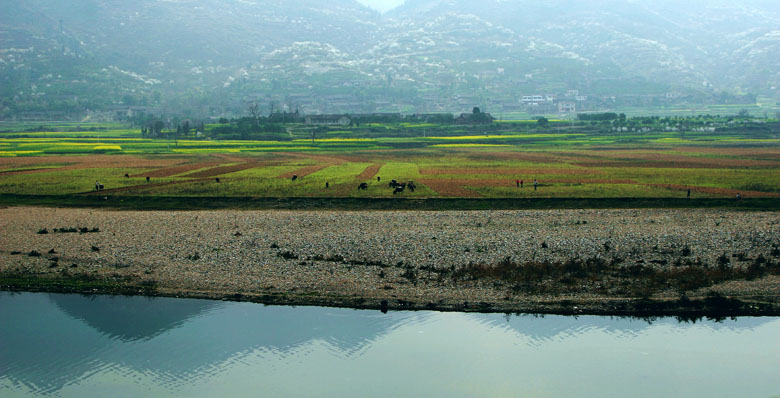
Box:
[0, 292, 778, 397]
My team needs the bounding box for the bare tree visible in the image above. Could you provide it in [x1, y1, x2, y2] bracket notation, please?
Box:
[247, 102, 260, 123]
[311, 126, 326, 144]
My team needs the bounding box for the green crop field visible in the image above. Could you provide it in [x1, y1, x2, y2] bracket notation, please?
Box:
[0, 119, 778, 205]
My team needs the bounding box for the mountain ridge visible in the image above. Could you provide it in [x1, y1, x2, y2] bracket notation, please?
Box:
[1, 0, 778, 118]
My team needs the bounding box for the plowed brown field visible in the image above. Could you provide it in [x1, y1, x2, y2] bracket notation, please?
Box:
[420, 167, 602, 176]
[212, 154, 253, 163]
[463, 151, 572, 164]
[574, 152, 780, 168]
[0, 167, 61, 176]
[183, 163, 260, 178]
[0, 155, 180, 175]
[132, 162, 223, 178]
[278, 164, 336, 179]
[83, 178, 214, 195]
[357, 164, 383, 180]
[276, 152, 351, 164]
[677, 147, 780, 157]
[540, 179, 637, 184]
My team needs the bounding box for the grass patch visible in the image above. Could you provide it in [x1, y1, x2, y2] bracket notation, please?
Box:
[452, 255, 780, 296]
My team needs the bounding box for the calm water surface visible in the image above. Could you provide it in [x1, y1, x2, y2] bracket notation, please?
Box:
[1, 292, 778, 397]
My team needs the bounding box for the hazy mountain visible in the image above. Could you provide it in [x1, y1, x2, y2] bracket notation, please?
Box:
[390, 0, 780, 91]
[1, 0, 778, 118]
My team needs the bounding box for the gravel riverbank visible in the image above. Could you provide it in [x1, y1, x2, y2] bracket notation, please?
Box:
[1, 207, 779, 315]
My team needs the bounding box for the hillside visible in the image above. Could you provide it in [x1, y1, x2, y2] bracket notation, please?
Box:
[1, 0, 778, 119]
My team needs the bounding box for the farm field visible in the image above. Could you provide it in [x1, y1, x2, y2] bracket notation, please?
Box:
[0, 123, 779, 202]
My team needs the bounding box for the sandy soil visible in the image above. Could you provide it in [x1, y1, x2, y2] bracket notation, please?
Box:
[1, 206, 778, 315]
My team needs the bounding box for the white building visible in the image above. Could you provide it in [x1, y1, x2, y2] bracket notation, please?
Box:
[558, 102, 576, 113]
[522, 95, 546, 103]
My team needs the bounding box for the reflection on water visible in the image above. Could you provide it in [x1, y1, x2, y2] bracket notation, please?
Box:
[50, 294, 222, 342]
[0, 292, 778, 397]
[0, 293, 410, 395]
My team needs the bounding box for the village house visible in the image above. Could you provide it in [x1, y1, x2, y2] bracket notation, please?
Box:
[558, 102, 576, 113]
[522, 95, 550, 104]
[353, 113, 402, 122]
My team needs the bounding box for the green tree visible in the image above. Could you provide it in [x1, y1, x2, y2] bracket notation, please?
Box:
[537, 117, 549, 128]
[180, 120, 190, 137]
[152, 120, 165, 137]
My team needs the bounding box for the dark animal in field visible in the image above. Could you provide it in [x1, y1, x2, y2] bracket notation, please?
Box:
[390, 179, 409, 192]
[358, 183, 369, 190]
[98, 184, 104, 190]
[215, 178, 220, 183]
[292, 175, 298, 181]
[146, 176, 150, 182]
[124, 173, 129, 178]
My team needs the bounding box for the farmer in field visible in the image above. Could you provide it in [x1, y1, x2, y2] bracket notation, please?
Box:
[687, 188, 691, 198]
[95, 181, 100, 191]
[534, 179, 538, 191]
[520, 179, 523, 188]
[516, 179, 520, 188]
[325, 182, 329, 188]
